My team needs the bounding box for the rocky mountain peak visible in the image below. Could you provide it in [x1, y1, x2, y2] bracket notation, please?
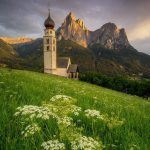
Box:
[101, 22, 118, 31]
[91, 22, 131, 49]
[67, 12, 76, 21]
[57, 12, 89, 47]
[57, 13, 132, 49]
[76, 19, 87, 30]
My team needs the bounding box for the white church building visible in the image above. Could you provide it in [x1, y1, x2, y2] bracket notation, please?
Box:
[43, 10, 79, 79]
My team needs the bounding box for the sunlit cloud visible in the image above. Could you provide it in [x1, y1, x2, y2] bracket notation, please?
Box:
[128, 19, 150, 41]
[0, 0, 150, 54]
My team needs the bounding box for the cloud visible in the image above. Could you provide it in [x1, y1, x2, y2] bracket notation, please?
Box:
[128, 19, 150, 41]
[131, 37, 150, 55]
[0, 0, 150, 54]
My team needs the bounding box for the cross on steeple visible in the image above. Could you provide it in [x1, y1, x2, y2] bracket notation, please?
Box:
[48, 0, 51, 17]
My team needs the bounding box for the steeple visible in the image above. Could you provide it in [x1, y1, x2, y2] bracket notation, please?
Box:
[43, 9, 57, 74]
[44, 9, 55, 29]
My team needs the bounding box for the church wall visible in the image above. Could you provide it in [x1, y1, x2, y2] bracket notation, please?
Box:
[44, 68, 57, 74]
[43, 28, 57, 73]
[56, 68, 68, 77]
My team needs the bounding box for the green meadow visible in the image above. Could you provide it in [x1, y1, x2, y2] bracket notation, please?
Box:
[0, 68, 150, 150]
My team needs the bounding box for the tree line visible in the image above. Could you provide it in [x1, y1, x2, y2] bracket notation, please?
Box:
[80, 72, 150, 99]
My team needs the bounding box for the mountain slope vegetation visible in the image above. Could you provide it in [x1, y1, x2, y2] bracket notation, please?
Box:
[0, 39, 24, 68]
[0, 68, 149, 149]
[14, 39, 95, 72]
[0, 39, 17, 59]
[13, 38, 150, 76]
[91, 44, 150, 76]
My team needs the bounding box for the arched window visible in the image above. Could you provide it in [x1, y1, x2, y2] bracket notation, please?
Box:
[47, 46, 49, 51]
[47, 39, 49, 44]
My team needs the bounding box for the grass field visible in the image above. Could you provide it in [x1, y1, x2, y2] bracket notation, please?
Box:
[0, 68, 150, 150]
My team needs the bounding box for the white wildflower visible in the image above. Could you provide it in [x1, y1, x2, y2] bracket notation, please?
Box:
[22, 123, 41, 137]
[14, 105, 57, 120]
[70, 105, 82, 116]
[93, 96, 97, 99]
[50, 95, 72, 102]
[106, 117, 125, 129]
[71, 136, 103, 150]
[41, 139, 65, 150]
[129, 144, 140, 150]
[84, 109, 101, 119]
[57, 116, 73, 127]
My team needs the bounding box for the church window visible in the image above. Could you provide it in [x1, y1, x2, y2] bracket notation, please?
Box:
[47, 46, 49, 51]
[47, 39, 49, 44]
[50, 31, 52, 34]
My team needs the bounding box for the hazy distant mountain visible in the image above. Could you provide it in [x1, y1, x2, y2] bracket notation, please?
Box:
[57, 12, 132, 50]
[0, 37, 33, 45]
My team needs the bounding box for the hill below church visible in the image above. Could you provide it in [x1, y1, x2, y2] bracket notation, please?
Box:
[0, 68, 149, 149]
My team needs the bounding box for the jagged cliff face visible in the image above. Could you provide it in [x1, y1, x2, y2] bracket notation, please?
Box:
[90, 23, 131, 49]
[57, 12, 131, 49]
[57, 12, 90, 47]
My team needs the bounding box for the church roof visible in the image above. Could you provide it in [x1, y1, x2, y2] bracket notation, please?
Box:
[57, 57, 70, 68]
[67, 64, 79, 73]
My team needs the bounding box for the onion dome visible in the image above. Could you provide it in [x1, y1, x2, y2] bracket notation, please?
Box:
[44, 11, 55, 29]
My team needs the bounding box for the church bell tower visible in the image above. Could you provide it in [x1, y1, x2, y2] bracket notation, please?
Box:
[43, 10, 57, 74]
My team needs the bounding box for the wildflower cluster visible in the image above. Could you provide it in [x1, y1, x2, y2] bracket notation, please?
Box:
[21, 123, 41, 137]
[14, 105, 57, 120]
[84, 109, 101, 119]
[106, 116, 125, 129]
[57, 116, 73, 127]
[71, 136, 103, 150]
[14, 94, 126, 149]
[69, 105, 82, 116]
[129, 144, 140, 150]
[44, 104, 81, 117]
[50, 95, 73, 103]
[84, 109, 125, 129]
[41, 140, 65, 150]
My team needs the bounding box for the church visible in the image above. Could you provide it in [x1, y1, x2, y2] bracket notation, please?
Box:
[43, 10, 79, 79]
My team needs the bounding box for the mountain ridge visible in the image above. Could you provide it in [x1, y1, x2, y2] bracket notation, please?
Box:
[57, 12, 132, 50]
[0, 12, 150, 77]
[0, 37, 33, 45]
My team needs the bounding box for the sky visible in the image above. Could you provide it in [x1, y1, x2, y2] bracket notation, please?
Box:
[0, 0, 150, 54]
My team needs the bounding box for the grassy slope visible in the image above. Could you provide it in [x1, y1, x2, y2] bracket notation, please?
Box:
[0, 68, 150, 149]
